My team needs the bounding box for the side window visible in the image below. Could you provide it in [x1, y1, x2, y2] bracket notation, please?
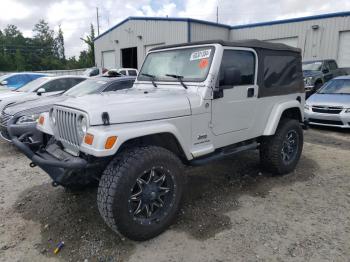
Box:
[119, 70, 127, 75]
[128, 70, 137, 76]
[104, 81, 134, 92]
[263, 55, 300, 88]
[69, 78, 85, 87]
[219, 50, 255, 86]
[323, 62, 330, 71]
[41, 79, 71, 92]
[329, 61, 337, 70]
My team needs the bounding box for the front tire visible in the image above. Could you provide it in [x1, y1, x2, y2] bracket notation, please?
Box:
[260, 119, 303, 175]
[97, 146, 185, 241]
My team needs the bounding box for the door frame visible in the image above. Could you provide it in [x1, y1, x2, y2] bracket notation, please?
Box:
[211, 46, 259, 136]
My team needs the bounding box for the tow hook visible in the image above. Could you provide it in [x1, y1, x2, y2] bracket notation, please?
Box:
[52, 181, 60, 187]
[29, 162, 37, 168]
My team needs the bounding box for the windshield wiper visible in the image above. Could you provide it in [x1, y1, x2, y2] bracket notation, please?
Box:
[165, 74, 188, 89]
[141, 73, 157, 87]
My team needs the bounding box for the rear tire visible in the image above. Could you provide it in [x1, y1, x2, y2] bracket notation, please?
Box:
[97, 146, 185, 241]
[260, 119, 303, 175]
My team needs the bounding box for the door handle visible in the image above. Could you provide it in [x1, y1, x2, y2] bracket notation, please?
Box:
[247, 88, 255, 98]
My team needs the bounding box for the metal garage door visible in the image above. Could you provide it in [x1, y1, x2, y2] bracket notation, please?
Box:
[338, 31, 350, 67]
[102, 51, 115, 70]
[267, 37, 298, 48]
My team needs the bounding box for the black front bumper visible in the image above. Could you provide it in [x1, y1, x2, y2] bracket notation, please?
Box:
[11, 133, 89, 185]
[1, 115, 44, 148]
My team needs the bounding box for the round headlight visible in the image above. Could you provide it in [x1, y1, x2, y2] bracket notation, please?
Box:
[16, 114, 40, 125]
[77, 115, 88, 137]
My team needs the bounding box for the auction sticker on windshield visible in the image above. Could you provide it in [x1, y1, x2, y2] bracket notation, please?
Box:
[190, 49, 212, 61]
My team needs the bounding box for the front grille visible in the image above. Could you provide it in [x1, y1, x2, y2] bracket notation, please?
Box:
[311, 105, 343, 114]
[0, 111, 12, 127]
[54, 107, 84, 152]
[309, 118, 344, 126]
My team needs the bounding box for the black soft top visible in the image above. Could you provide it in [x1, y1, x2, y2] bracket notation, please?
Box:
[151, 39, 304, 98]
[151, 39, 301, 53]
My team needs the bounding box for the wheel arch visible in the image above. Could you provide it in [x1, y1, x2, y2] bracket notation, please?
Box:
[118, 132, 189, 163]
[263, 100, 303, 136]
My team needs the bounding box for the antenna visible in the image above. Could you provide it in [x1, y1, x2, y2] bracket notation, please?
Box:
[216, 5, 219, 23]
[96, 7, 100, 36]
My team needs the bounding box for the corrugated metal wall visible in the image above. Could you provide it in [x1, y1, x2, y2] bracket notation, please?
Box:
[94, 20, 188, 69]
[190, 22, 230, 42]
[230, 16, 350, 62]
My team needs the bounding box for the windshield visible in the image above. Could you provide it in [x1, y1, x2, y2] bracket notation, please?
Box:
[64, 79, 107, 97]
[318, 79, 350, 94]
[302, 61, 322, 71]
[17, 77, 49, 92]
[138, 46, 215, 82]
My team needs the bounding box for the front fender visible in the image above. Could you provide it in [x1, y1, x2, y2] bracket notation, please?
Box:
[80, 117, 192, 159]
[263, 100, 303, 136]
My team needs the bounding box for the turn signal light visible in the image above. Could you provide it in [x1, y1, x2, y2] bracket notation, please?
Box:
[38, 116, 45, 125]
[105, 136, 117, 149]
[84, 133, 94, 145]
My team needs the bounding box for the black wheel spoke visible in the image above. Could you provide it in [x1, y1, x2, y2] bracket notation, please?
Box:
[144, 204, 152, 218]
[147, 169, 155, 184]
[137, 177, 147, 186]
[131, 189, 142, 201]
[154, 174, 166, 184]
[134, 200, 143, 215]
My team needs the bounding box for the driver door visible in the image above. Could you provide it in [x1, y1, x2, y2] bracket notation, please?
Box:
[211, 48, 258, 135]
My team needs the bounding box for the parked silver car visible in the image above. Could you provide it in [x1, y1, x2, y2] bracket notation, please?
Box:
[305, 76, 350, 128]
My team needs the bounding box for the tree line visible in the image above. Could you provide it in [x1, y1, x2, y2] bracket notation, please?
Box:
[0, 20, 95, 72]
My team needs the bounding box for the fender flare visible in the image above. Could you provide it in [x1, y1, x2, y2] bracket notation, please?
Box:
[263, 100, 303, 136]
[80, 121, 193, 160]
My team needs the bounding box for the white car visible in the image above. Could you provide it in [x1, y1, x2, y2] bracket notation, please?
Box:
[0, 75, 87, 111]
[13, 40, 305, 241]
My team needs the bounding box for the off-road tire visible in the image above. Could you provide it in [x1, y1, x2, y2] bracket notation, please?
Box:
[260, 119, 303, 175]
[97, 146, 185, 241]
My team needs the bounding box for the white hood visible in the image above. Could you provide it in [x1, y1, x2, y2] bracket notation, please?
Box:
[56, 88, 193, 125]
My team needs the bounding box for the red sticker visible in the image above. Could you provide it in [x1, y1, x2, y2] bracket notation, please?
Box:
[199, 58, 209, 69]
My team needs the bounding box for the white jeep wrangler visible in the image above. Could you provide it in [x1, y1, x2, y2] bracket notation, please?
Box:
[12, 40, 305, 241]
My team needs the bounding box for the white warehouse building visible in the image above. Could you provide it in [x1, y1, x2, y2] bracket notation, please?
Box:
[94, 11, 350, 70]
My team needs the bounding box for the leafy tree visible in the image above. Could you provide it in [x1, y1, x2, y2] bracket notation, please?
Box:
[14, 49, 25, 71]
[55, 25, 65, 61]
[80, 24, 95, 67]
[0, 20, 93, 71]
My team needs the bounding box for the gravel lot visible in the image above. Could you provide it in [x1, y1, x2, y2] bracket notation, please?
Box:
[0, 127, 350, 262]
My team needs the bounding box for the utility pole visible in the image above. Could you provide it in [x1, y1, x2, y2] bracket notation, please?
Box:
[96, 7, 100, 36]
[216, 5, 219, 23]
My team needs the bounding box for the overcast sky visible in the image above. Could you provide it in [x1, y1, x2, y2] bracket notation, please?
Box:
[1, 0, 349, 58]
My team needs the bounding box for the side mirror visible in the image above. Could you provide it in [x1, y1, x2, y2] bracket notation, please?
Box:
[0, 80, 8, 86]
[322, 68, 329, 74]
[37, 88, 46, 96]
[222, 67, 241, 88]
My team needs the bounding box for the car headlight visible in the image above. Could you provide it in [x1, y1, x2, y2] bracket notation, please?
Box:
[304, 104, 310, 111]
[16, 113, 41, 125]
[304, 77, 313, 86]
[77, 115, 88, 137]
